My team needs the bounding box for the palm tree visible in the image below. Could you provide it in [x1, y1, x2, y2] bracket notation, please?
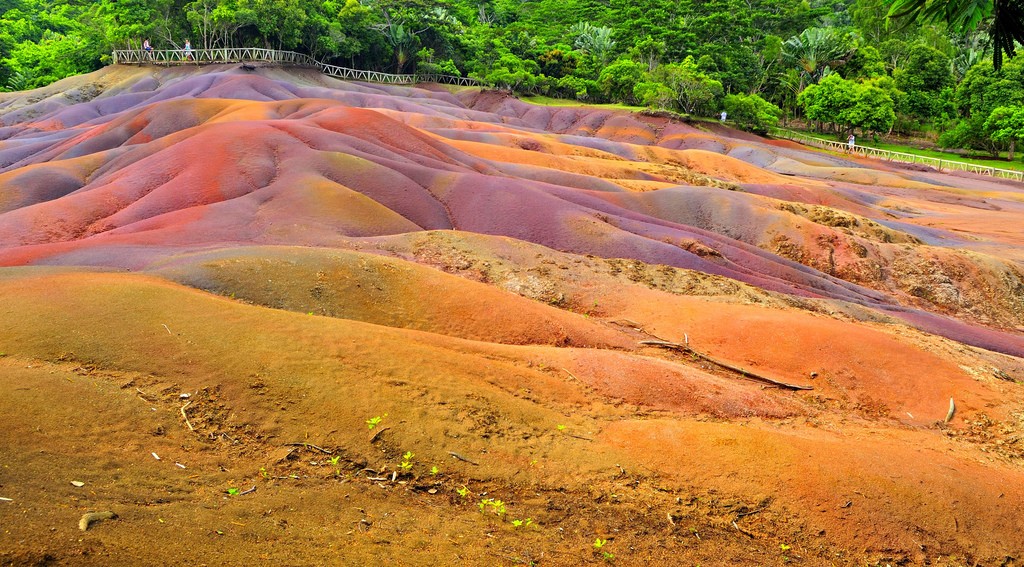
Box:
[887, 0, 1024, 69]
[782, 27, 857, 91]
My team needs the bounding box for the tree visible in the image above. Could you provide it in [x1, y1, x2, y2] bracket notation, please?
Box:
[652, 56, 723, 115]
[569, 22, 616, 66]
[985, 105, 1024, 160]
[887, 0, 1024, 69]
[598, 58, 644, 103]
[782, 27, 857, 91]
[722, 92, 782, 133]
[893, 44, 953, 121]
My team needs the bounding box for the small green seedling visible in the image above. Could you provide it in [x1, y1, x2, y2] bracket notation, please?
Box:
[430, 465, 439, 476]
[479, 498, 506, 516]
[400, 451, 414, 472]
[366, 415, 384, 429]
[226, 487, 240, 496]
[511, 518, 534, 528]
[556, 424, 566, 432]
[259, 467, 270, 479]
[780, 543, 791, 552]
[328, 455, 341, 467]
[593, 538, 607, 550]
[456, 486, 470, 498]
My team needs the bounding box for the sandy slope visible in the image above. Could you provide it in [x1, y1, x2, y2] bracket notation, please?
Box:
[2, 65, 1024, 565]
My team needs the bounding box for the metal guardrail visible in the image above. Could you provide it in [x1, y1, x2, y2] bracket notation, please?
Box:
[111, 48, 480, 87]
[770, 127, 1024, 182]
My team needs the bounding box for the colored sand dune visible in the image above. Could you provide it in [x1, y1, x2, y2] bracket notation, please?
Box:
[2, 65, 1024, 565]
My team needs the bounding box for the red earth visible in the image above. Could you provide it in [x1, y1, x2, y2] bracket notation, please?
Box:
[1, 64, 1023, 566]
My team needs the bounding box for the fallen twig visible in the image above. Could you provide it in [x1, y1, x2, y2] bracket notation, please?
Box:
[945, 398, 956, 423]
[180, 401, 194, 431]
[638, 340, 813, 391]
[732, 520, 755, 538]
[283, 442, 333, 454]
[239, 485, 257, 496]
[737, 507, 767, 517]
[561, 368, 582, 383]
[368, 426, 390, 443]
[79, 511, 117, 531]
[566, 433, 594, 441]
[162, 324, 172, 335]
[448, 451, 480, 465]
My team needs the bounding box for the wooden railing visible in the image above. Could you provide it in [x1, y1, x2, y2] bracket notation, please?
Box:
[110, 48, 480, 87]
[770, 127, 1024, 182]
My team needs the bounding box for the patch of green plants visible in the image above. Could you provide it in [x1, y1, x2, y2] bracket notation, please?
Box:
[226, 487, 240, 496]
[430, 465, 439, 476]
[511, 518, 534, 528]
[456, 486, 470, 498]
[365, 413, 387, 430]
[478, 497, 507, 516]
[399, 451, 414, 473]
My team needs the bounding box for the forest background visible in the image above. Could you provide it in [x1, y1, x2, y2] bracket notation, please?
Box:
[1, 0, 1022, 158]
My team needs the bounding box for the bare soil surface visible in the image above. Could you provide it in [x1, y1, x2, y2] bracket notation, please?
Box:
[1, 66, 1024, 566]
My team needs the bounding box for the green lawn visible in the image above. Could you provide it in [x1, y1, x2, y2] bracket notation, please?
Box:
[519, 95, 646, 112]
[857, 139, 1024, 172]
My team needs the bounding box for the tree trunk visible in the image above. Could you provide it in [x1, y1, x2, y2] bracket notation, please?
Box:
[1009, 139, 1016, 162]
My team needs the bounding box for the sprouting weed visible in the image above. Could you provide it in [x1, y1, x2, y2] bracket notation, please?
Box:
[478, 498, 506, 516]
[400, 451, 414, 472]
[430, 465, 439, 476]
[366, 414, 386, 429]
[593, 538, 607, 549]
[456, 486, 470, 498]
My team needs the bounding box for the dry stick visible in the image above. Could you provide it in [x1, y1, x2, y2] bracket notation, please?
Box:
[945, 398, 956, 423]
[732, 520, 756, 538]
[565, 433, 594, 441]
[239, 485, 257, 496]
[162, 324, 172, 335]
[283, 442, 333, 454]
[638, 340, 813, 391]
[737, 507, 767, 517]
[368, 426, 390, 443]
[448, 451, 480, 466]
[180, 401, 195, 431]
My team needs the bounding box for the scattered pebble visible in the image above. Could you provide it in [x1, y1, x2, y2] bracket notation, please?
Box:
[71, 481, 85, 487]
[179, 393, 190, 399]
[151, 452, 161, 460]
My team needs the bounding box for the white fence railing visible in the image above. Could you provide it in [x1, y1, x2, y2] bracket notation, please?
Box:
[111, 48, 480, 87]
[770, 128, 1024, 182]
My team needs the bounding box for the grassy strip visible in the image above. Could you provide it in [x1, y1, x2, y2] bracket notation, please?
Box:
[857, 139, 1024, 172]
[520, 95, 645, 112]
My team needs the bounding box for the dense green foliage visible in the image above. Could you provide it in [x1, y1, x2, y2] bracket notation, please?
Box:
[0, 0, 1021, 159]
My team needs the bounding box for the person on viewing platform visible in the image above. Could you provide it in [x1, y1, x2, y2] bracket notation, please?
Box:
[183, 39, 192, 61]
[848, 133, 855, 149]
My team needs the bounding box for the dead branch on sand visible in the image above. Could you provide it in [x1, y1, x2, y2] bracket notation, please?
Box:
[180, 401, 194, 431]
[283, 442, 333, 454]
[638, 340, 813, 391]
